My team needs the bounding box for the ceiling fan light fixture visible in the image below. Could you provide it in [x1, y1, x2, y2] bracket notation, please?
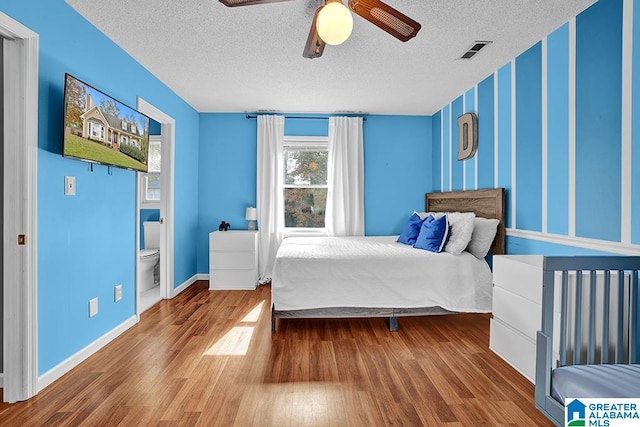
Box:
[317, 1, 353, 46]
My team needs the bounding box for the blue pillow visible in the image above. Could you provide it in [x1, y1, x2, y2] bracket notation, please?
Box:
[414, 214, 450, 253]
[397, 212, 425, 245]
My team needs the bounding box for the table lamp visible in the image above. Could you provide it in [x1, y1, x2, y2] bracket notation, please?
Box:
[245, 207, 257, 231]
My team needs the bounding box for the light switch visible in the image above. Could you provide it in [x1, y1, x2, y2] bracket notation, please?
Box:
[65, 176, 76, 195]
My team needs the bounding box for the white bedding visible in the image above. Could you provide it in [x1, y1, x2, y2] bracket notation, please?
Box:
[271, 235, 492, 312]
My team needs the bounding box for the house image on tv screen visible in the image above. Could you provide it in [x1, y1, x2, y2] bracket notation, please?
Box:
[81, 94, 142, 151]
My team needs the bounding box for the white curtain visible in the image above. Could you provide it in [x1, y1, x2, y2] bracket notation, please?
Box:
[257, 115, 285, 280]
[325, 116, 365, 236]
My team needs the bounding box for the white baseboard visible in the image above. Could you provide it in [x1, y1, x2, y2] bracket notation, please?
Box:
[197, 273, 209, 281]
[37, 315, 137, 393]
[170, 273, 202, 298]
[36, 274, 204, 392]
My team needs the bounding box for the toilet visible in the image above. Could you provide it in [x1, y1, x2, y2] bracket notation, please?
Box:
[140, 221, 160, 292]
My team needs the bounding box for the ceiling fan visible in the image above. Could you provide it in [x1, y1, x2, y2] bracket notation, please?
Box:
[219, 0, 421, 59]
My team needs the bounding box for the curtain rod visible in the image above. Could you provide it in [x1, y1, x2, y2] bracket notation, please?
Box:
[245, 115, 366, 121]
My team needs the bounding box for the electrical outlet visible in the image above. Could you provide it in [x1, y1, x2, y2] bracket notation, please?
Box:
[114, 284, 122, 302]
[89, 297, 98, 317]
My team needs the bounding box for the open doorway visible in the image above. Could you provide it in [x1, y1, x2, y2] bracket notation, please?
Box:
[138, 132, 162, 312]
[135, 98, 174, 317]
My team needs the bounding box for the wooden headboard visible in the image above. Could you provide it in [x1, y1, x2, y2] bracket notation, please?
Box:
[425, 188, 506, 255]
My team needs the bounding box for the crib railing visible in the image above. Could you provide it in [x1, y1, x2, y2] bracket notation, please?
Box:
[535, 256, 640, 426]
[553, 268, 637, 366]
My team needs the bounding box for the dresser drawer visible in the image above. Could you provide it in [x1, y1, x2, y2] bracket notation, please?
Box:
[489, 318, 536, 382]
[493, 255, 543, 304]
[492, 286, 541, 341]
[210, 231, 258, 251]
[210, 269, 257, 290]
[210, 251, 256, 270]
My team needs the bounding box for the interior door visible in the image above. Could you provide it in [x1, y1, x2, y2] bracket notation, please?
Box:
[1, 37, 5, 382]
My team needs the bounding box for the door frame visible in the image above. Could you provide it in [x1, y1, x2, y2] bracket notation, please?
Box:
[136, 98, 175, 312]
[1, 12, 39, 402]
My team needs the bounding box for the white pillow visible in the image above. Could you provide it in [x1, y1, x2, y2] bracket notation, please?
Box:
[442, 212, 475, 255]
[465, 217, 500, 259]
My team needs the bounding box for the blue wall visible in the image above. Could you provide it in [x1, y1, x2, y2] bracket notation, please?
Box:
[362, 115, 432, 235]
[515, 42, 543, 232]
[575, 0, 623, 241]
[433, 0, 639, 256]
[198, 113, 257, 274]
[197, 114, 431, 273]
[1, 0, 200, 374]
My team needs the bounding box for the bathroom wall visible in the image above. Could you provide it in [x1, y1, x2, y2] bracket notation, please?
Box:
[149, 118, 161, 136]
[140, 209, 160, 249]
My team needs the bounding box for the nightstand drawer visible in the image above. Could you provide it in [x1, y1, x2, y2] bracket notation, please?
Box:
[210, 269, 257, 290]
[210, 231, 258, 251]
[493, 255, 543, 304]
[492, 286, 541, 341]
[489, 318, 536, 382]
[210, 251, 256, 270]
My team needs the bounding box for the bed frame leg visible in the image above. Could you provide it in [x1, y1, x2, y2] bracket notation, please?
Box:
[389, 316, 398, 332]
[271, 304, 276, 334]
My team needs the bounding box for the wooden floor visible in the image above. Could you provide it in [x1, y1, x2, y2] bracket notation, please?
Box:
[0, 281, 553, 426]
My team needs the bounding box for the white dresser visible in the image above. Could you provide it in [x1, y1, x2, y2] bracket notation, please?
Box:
[490, 255, 544, 383]
[209, 230, 259, 290]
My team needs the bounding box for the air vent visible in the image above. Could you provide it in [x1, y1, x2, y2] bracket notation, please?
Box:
[460, 41, 492, 59]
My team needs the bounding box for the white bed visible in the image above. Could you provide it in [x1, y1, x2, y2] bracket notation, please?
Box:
[270, 188, 506, 332]
[272, 235, 492, 312]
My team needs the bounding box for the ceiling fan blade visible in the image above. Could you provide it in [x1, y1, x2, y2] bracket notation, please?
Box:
[219, 0, 293, 7]
[348, 0, 421, 42]
[303, 7, 326, 59]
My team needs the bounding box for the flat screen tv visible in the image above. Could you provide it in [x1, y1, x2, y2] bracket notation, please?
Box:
[62, 73, 150, 172]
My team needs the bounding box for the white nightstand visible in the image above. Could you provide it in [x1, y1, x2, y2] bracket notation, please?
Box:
[209, 230, 259, 290]
[489, 255, 544, 382]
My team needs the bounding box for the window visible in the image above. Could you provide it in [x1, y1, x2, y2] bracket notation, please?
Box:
[88, 121, 104, 140]
[141, 136, 161, 206]
[143, 174, 161, 201]
[283, 136, 328, 228]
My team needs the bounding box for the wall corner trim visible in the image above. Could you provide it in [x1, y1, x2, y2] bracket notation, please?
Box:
[171, 274, 202, 298]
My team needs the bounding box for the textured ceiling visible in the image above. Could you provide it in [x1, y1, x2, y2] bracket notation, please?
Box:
[65, 0, 597, 115]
